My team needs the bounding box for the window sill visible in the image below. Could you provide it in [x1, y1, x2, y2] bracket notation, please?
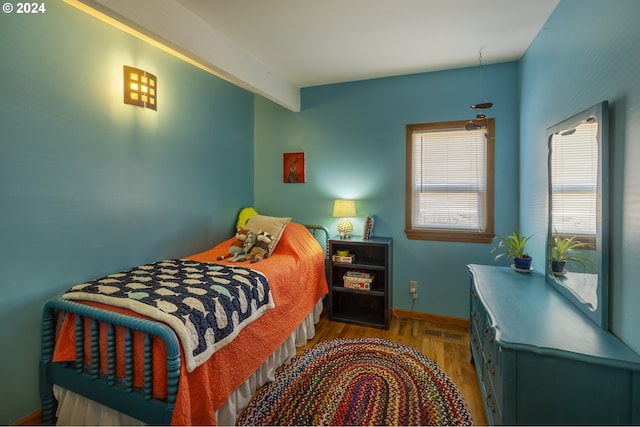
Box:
[405, 229, 495, 243]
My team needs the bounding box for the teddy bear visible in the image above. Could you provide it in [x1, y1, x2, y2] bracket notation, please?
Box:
[217, 228, 249, 260]
[247, 230, 273, 263]
[228, 229, 258, 262]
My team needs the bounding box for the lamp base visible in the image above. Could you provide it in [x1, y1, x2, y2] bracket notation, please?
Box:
[337, 220, 353, 239]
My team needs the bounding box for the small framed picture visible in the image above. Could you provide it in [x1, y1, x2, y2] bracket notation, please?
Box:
[283, 152, 305, 183]
[363, 215, 375, 239]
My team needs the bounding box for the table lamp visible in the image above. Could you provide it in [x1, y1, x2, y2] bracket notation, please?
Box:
[333, 199, 356, 239]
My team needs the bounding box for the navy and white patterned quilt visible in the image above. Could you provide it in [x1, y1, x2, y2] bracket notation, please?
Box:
[61, 259, 275, 372]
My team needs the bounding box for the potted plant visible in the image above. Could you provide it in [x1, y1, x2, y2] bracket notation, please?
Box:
[550, 231, 594, 275]
[491, 228, 533, 271]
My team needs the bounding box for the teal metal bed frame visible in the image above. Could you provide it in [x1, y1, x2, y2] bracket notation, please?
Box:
[40, 224, 329, 425]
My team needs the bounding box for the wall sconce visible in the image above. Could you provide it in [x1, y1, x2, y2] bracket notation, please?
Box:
[333, 199, 357, 239]
[123, 65, 157, 110]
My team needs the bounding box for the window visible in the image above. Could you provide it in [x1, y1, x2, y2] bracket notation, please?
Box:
[405, 119, 494, 243]
[549, 120, 597, 244]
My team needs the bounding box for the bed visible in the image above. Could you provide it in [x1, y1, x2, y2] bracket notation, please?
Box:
[39, 217, 329, 425]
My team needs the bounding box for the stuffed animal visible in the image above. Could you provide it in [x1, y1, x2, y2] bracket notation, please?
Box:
[217, 228, 250, 260]
[248, 230, 273, 263]
[236, 207, 259, 230]
[228, 229, 258, 262]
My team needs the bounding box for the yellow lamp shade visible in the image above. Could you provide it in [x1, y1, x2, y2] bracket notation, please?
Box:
[333, 199, 356, 238]
[333, 199, 356, 217]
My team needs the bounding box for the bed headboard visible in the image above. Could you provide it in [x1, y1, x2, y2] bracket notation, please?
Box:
[304, 224, 330, 257]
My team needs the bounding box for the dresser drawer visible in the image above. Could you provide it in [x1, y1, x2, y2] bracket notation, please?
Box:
[470, 322, 482, 356]
[470, 321, 483, 381]
[481, 371, 503, 426]
[470, 284, 482, 332]
[483, 352, 504, 415]
[481, 321, 504, 407]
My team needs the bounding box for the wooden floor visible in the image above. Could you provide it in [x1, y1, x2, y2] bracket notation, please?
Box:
[298, 312, 488, 426]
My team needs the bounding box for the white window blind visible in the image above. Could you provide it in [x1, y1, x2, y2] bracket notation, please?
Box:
[411, 126, 487, 232]
[550, 121, 598, 236]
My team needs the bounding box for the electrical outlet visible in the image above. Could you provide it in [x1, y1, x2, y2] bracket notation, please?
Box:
[412, 292, 419, 300]
[410, 280, 417, 294]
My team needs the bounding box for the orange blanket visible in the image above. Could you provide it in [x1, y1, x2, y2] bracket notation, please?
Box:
[53, 222, 328, 425]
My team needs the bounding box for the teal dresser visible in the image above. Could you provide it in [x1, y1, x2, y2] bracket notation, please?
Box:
[468, 264, 640, 425]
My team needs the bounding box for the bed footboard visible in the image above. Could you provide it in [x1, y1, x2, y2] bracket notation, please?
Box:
[40, 300, 181, 425]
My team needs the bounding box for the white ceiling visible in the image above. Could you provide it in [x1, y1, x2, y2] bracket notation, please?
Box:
[174, 0, 559, 88]
[75, 0, 559, 110]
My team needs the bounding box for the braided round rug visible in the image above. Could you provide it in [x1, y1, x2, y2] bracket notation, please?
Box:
[237, 337, 473, 426]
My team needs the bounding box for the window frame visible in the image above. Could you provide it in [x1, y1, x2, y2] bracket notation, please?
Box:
[405, 119, 495, 243]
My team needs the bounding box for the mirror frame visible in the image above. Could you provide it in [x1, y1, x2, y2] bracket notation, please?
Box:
[546, 101, 609, 329]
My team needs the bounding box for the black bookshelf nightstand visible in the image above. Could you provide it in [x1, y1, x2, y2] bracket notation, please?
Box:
[328, 237, 392, 329]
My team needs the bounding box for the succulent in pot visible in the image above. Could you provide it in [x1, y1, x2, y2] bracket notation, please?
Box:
[491, 228, 533, 271]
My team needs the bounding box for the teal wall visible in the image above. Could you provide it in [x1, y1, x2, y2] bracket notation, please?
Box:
[519, 0, 640, 354]
[0, 2, 254, 423]
[255, 63, 520, 319]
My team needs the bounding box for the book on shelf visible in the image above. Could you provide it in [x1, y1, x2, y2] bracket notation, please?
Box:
[343, 281, 370, 291]
[343, 273, 375, 290]
[343, 274, 374, 283]
[346, 271, 372, 278]
[332, 254, 355, 263]
[343, 274, 374, 291]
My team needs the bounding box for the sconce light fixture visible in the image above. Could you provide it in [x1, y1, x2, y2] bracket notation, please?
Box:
[333, 199, 357, 239]
[123, 65, 157, 110]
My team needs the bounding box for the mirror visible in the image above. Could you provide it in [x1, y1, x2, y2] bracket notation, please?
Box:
[546, 101, 609, 329]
